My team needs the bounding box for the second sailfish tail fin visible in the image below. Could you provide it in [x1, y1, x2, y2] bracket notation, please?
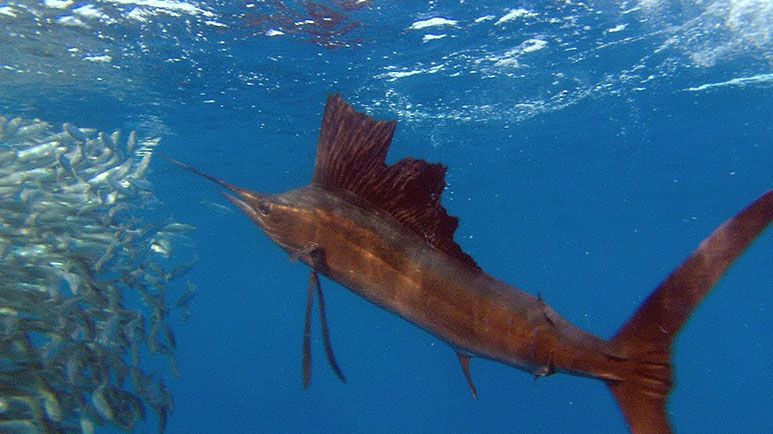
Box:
[607, 190, 773, 433]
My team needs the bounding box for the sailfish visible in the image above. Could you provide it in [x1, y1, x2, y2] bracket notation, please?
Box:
[166, 95, 772, 433]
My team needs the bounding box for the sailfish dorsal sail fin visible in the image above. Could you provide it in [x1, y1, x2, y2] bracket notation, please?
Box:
[312, 94, 479, 271]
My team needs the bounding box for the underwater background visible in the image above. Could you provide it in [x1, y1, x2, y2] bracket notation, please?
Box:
[1, 0, 771, 433]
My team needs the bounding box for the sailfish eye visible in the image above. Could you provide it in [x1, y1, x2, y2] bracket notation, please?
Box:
[258, 201, 271, 216]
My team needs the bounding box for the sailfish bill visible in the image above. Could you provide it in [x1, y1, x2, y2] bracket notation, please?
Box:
[167, 95, 772, 433]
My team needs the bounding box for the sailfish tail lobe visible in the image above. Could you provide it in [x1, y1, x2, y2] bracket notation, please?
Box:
[607, 190, 773, 434]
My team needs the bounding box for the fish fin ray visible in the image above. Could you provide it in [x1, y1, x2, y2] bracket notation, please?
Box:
[312, 95, 479, 270]
[608, 380, 671, 434]
[456, 352, 477, 399]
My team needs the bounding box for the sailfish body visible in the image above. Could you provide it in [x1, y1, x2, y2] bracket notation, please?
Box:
[168, 95, 772, 433]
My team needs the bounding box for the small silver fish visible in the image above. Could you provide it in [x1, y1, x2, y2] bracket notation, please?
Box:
[14, 121, 49, 140]
[0, 149, 18, 167]
[16, 141, 60, 162]
[99, 132, 114, 149]
[63, 122, 89, 142]
[65, 142, 84, 167]
[4, 117, 24, 137]
[80, 417, 95, 434]
[150, 237, 173, 258]
[165, 258, 198, 282]
[40, 387, 63, 422]
[110, 130, 121, 147]
[161, 222, 196, 234]
[126, 131, 137, 154]
[92, 383, 115, 421]
[131, 153, 152, 179]
[176, 281, 197, 311]
[56, 153, 76, 178]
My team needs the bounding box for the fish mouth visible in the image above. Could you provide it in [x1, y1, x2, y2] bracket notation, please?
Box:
[163, 154, 277, 238]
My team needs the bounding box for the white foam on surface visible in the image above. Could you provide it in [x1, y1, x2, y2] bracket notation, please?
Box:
[409, 17, 458, 30]
[474, 15, 495, 23]
[383, 69, 423, 80]
[44, 0, 74, 9]
[641, 0, 772, 68]
[684, 73, 773, 91]
[74, 5, 112, 21]
[496, 8, 537, 25]
[491, 38, 548, 67]
[103, 0, 215, 18]
[126, 7, 153, 21]
[423, 34, 447, 42]
[380, 64, 446, 81]
[56, 16, 88, 27]
[606, 24, 627, 33]
[84, 55, 113, 63]
[520, 38, 548, 53]
[493, 56, 520, 67]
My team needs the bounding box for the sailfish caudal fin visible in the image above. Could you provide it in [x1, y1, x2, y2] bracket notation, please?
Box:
[608, 191, 772, 434]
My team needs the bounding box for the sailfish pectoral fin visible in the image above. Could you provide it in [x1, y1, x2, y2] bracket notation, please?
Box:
[301, 256, 346, 389]
[290, 242, 320, 263]
[314, 270, 346, 383]
[456, 352, 478, 399]
[302, 270, 315, 389]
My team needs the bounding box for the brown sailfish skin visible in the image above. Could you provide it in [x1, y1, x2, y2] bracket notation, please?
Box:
[166, 95, 772, 433]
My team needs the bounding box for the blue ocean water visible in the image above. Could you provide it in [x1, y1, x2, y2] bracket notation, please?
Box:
[1, 0, 771, 433]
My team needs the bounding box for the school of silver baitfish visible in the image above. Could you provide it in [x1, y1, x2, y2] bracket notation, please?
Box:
[0, 115, 197, 433]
